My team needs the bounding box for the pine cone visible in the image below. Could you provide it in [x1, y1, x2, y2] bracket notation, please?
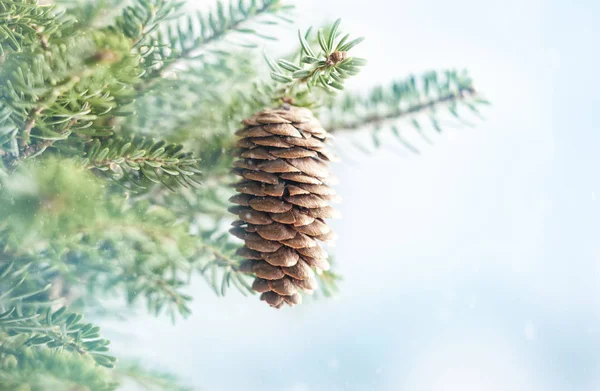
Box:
[229, 105, 339, 309]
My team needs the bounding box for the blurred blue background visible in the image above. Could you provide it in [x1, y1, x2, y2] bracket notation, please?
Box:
[103, 0, 600, 389]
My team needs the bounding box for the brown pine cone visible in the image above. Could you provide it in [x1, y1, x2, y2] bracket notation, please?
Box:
[229, 105, 339, 309]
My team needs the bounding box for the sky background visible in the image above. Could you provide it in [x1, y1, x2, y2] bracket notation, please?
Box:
[102, 0, 600, 390]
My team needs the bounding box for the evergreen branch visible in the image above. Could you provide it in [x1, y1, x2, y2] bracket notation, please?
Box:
[123, 51, 259, 138]
[0, 304, 116, 368]
[0, 343, 118, 390]
[319, 69, 489, 151]
[117, 265, 194, 320]
[64, 199, 201, 320]
[55, 0, 129, 30]
[18, 107, 44, 149]
[115, 0, 184, 46]
[0, 262, 116, 368]
[10, 62, 98, 151]
[158, 181, 233, 221]
[131, 188, 252, 298]
[0, 30, 143, 164]
[89, 216, 252, 318]
[0, 157, 248, 324]
[138, 0, 292, 89]
[113, 361, 192, 391]
[265, 19, 366, 105]
[315, 269, 341, 298]
[328, 86, 477, 131]
[0, 158, 194, 320]
[83, 136, 202, 192]
[196, 232, 253, 298]
[0, 0, 75, 55]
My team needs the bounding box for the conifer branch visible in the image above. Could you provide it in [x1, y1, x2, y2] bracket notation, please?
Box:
[18, 107, 44, 149]
[318, 69, 489, 151]
[0, 300, 116, 368]
[115, 0, 183, 47]
[31, 24, 49, 50]
[327, 86, 477, 132]
[265, 19, 367, 105]
[0, 0, 75, 54]
[0, 344, 118, 390]
[315, 269, 342, 298]
[55, 0, 128, 29]
[114, 361, 192, 391]
[1, 31, 143, 165]
[83, 136, 202, 191]
[137, 0, 292, 90]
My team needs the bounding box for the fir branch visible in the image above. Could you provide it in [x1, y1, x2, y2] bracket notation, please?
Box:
[55, 0, 129, 30]
[18, 107, 44, 149]
[315, 269, 341, 298]
[137, 0, 292, 89]
[17, 117, 78, 162]
[83, 136, 202, 192]
[155, 192, 253, 297]
[0, 304, 116, 368]
[0, 343, 118, 390]
[319, 69, 489, 151]
[115, 0, 184, 47]
[197, 235, 253, 298]
[113, 361, 192, 391]
[0, 0, 75, 55]
[265, 19, 366, 105]
[0, 263, 115, 369]
[328, 86, 477, 131]
[124, 51, 258, 139]
[31, 24, 49, 50]
[12, 64, 96, 151]
[78, 206, 251, 316]
[0, 156, 248, 323]
[1, 30, 143, 164]
[116, 264, 194, 320]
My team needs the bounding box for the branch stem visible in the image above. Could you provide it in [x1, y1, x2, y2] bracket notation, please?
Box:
[328, 87, 476, 132]
[138, 2, 277, 92]
[19, 107, 44, 149]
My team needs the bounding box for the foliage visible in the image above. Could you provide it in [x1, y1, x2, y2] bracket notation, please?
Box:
[113, 361, 192, 390]
[0, 0, 75, 54]
[0, 0, 487, 389]
[83, 136, 202, 191]
[267, 18, 367, 103]
[320, 69, 488, 151]
[0, 346, 118, 391]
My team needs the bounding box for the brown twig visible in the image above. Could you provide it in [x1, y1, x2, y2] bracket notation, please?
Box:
[32, 25, 49, 50]
[19, 139, 54, 159]
[4, 118, 76, 170]
[19, 107, 44, 149]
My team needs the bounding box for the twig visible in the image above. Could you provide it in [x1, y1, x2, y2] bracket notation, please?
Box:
[138, 2, 276, 92]
[198, 243, 240, 270]
[5, 67, 90, 168]
[19, 139, 54, 160]
[19, 107, 44, 149]
[6, 118, 77, 169]
[328, 87, 477, 132]
[32, 25, 49, 50]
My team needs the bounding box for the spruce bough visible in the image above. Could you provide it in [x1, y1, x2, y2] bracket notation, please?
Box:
[0, 0, 487, 389]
